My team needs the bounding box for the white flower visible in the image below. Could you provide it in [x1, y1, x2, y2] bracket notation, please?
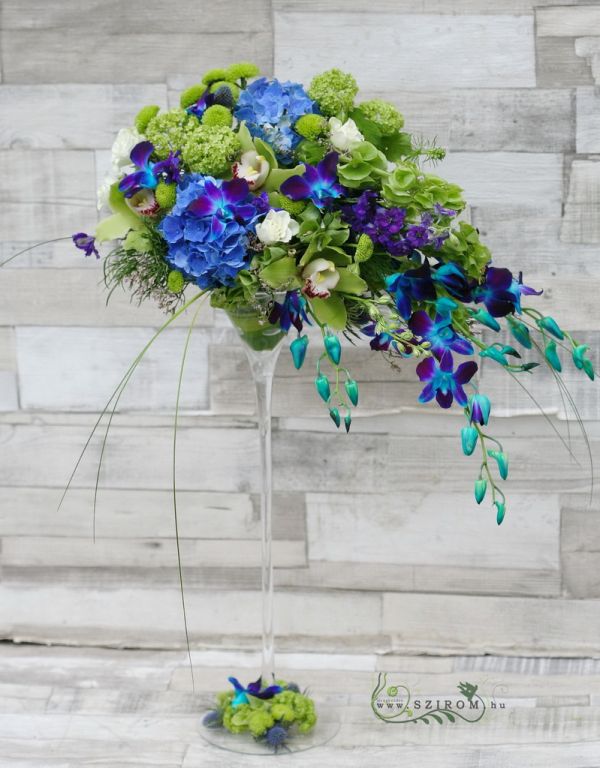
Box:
[328, 117, 363, 153]
[301, 258, 340, 299]
[111, 127, 144, 170]
[233, 150, 270, 190]
[255, 209, 300, 245]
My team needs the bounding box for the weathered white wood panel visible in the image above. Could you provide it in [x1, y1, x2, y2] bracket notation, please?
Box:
[16, 326, 210, 411]
[576, 86, 600, 153]
[305, 492, 560, 569]
[0, 85, 168, 149]
[561, 160, 600, 243]
[575, 37, 600, 86]
[536, 36, 593, 87]
[274, 13, 536, 88]
[0, 32, 273, 84]
[537, 5, 600, 36]
[0, 269, 214, 327]
[438, 152, 563, 209]
[0, 150, 97, 239]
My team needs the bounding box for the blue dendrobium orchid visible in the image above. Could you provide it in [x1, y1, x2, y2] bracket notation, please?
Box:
[474, 266, 541, 317]
[227, 676, 283, 708]
[187, 177, 267, 234]
[386, 262, 437, 319]
[416, 349, 478, 409]
[280, 152, 344, 209]
[72, 232, 99, 259]
[408, 310, 473, 359]
[433, 262, 472, 303]
[469, 392, 491, 425]
[269, 291, 310, 333]
[118, 141, 181, 198]
[361, 322, 403, 353]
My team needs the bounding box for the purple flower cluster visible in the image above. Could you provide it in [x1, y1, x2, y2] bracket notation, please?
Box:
[342, 191, 444, 256]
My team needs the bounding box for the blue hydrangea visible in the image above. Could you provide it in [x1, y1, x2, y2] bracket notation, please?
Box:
[234, 77, 317, 163]
[158, 174, 264, 289]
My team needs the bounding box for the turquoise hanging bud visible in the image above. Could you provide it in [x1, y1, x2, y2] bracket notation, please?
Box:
[344, 411, 352, 433]
[480, 347, 508, 366]
[507, 317, 532, 349]
[573, 344, 595, 381]
[538, 316, 564, 340]
[495, 500, 506, 525]
[290, 335, 309, 370]
[474, 478, 487, 504]
[545, 340, 562, 372]
[315, 374, 331, 402]
[461, 426, 478, 456]
[471, 309, 501, 332]
[469, 393, 491, 426]
[344, 378, 359, 406]
[329, 407, 341, 428]
[324, 334, 342, 365]
[488, 450, 509, 480]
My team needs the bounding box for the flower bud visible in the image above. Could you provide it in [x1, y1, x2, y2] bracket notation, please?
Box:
[315, 374, 331, 402]
[544, 340, 562, 372]
[329, 407, 341, 428]
[344, 411, 352, 433]
[344, 378, 359, 406]
[324, 334, 342, 365]
[461, 426, 478, 456]
[474, 478, 487, 504]
[508, 317, 532, 349]
[471, 309, 501, 332]
[469, 393, 491, 426]
[290, 335, 309, 370]
[488, 450, 509, 480]
[495, 500, 506, 525]
[538, 316, 564, 340]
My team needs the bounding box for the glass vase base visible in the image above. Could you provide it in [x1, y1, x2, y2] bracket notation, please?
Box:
[200, 708, 340, 755]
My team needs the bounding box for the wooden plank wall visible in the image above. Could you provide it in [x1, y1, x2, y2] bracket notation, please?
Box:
[0, 0, 599, 655]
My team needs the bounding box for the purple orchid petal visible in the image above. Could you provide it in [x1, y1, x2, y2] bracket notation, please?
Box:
[280, 175, 312, 201]
[486, 267, 513, 290]
[222, 177, 250, 204]
[187, 196, 218, 217]
[454, 360, 478, 385]
[452, 336, 475, 356]
[439, 350, 454, 373]
[436, 389, 454, 409]
[317, 152, 339, 183]
[130, 141, 154, 169]
[416, 357, 436, 381]
[228, 676, 244, 693]
[453, 383, 469, 407]
[408, 310, 433, 337]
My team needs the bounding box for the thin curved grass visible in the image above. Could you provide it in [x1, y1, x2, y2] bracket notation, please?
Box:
[58, 291, 206, 516]
[0, 237, 72, 268]
[171, 298, 206, 691]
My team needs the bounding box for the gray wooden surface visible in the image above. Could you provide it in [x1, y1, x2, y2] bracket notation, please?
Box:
[0, 0, 599, 659]
[0, 645, 599, 767]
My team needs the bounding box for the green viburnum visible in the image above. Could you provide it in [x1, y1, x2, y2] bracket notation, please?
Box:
[438, 221, 491, 281]
[226, 61, 260, 81]
[202, 104, 233, 128]
[180, 84, 205, 109]
[181, 125, 241, 176]
[145, 109, 197, 159]
[337, 141, 388, 189]
[135, 105, 160, 134]
[294, 113, 327, 140]
[358, 99, 404, 135]
[308, 68, 358, 117]
[155, 182, 177, 210]
[247, 709, 275, 737]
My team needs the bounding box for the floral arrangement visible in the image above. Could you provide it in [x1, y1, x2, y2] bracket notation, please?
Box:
[203, 676, 316, 750]
[72, 60, 594, 529]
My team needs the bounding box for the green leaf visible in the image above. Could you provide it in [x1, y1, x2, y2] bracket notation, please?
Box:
[259, 256, 300, 288]
[296, 139, 327, 164]
[349, 108, 383, 146]
[381, 131, 412, 162]
[253, 137, 278, 170]
[96, 213, 139, 243]
[310, 295, 347, 329]
[123, 229, 148, 252]
[237, 121, 255, 154]
[263, 164, 305, 193]
[430, 714, 443, 725]
[335, 268, 367, 294]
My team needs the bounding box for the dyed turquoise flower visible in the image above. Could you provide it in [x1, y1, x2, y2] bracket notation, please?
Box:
[495, 500, 506, 525]
[488, 450, 509, 480]
[290, 335, 309, 369]
[538, 316, 564, 340]
[469, 393, 491, 426]
[474, 478, 487, 504]
[324, 334, 342, 365]
[461, 426, 478, 456]
[345, 378, 359, 406]
[572, 344, 595, 380]
[545, 340, 562, 372]
[315, 374, 331, 402]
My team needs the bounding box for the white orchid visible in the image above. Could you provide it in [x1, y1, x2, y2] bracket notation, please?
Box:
[233, 150, 270, 190]
[301, 258, 340, 299]
[328, 117, 363, 153]
[255, 209, 300, 245]
[97, 126, 143, 210]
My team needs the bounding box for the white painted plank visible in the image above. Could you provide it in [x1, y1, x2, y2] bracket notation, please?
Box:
[15, 326, 210, 411]
[0, 85, 168, 149]
[0, 371, 18, 412]
[536, 36, 593, 87]
[561, 160, 600, 243]
[305, 492, 560, 569]
[0, 150, 97, 239]
[537, 5, 600, 37]
[274, 13, 536, 88]
[576, 86, 600, 153]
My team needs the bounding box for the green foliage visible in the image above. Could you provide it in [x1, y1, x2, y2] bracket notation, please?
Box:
[337, 141, 388, 189]
[135, 105, 160, 133]
[382, 163, 464, 218]
[297, 208, 350, 266]
[438, 222, 491, 281]
[295, 113, 327, 140]
[358, 99, 404, 135]
[295, 139, 327, 165]
[202, 104, 233, 128]
[95, 184, 145, 243]
[308, 68, 358, 117]
[180, 84, 206, 109]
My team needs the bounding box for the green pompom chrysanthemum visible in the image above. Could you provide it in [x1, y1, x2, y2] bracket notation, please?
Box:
[155, 182, 177, 210]
[359, 99, 404, 135]
[181, 125, 241, 176]
[308, 68, 358, 117]
[145, 109, 196, 159]
[355, 233, 374, 262]
[271, 192, 306, 216]
[167, 269, 185, 293]
[202, 104, 233, 128]
[294, 113, 327, 140]
[202, 68, 230, 86]
[226, 61, 260, 81]
[135, 105, 160, 134]
[180, 84, 206, 109]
